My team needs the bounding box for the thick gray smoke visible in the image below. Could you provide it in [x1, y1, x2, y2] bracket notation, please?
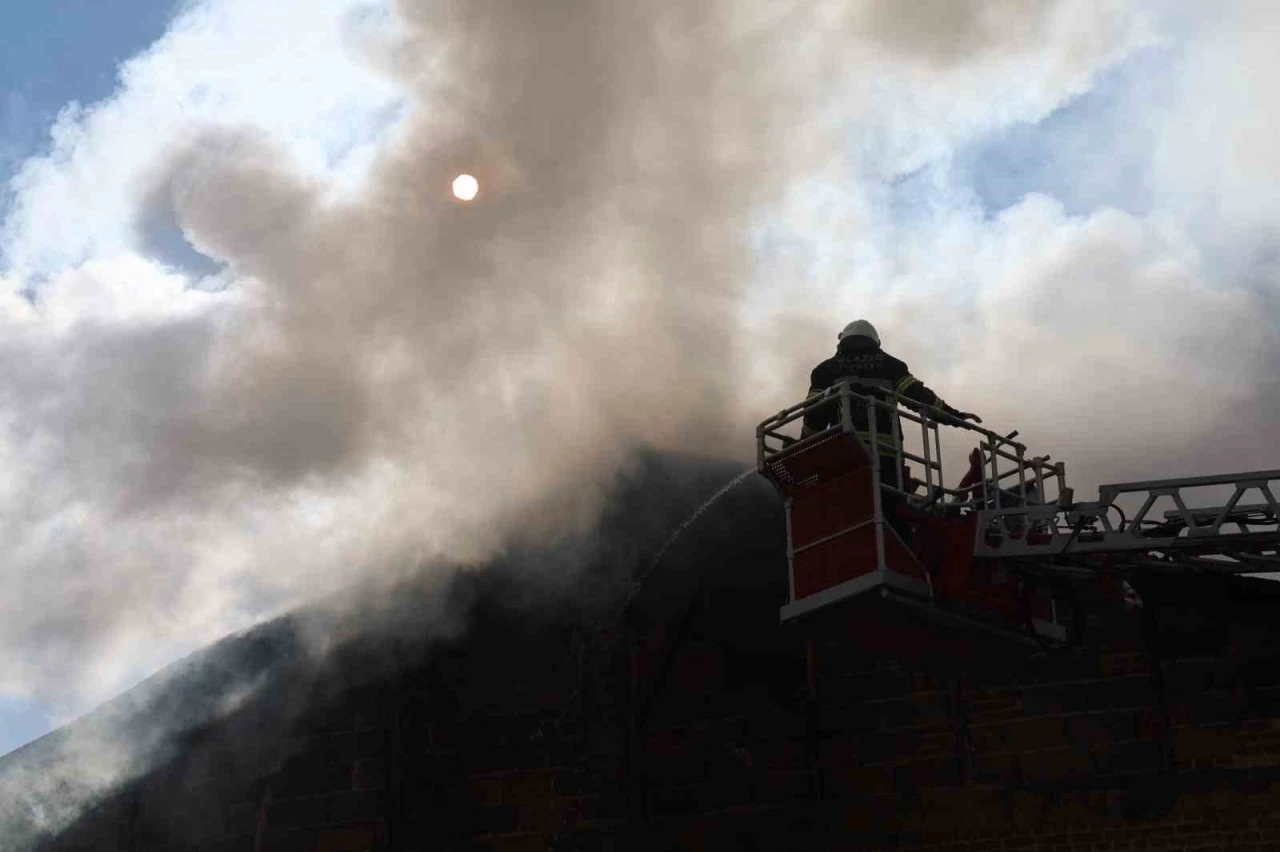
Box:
[3, 0, 833, 710]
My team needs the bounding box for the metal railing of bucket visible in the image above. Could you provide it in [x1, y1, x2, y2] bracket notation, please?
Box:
[756, 379, 1067, 514]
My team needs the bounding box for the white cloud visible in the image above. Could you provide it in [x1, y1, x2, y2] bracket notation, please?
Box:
[1148, 2, 1280, 243]
[1, 0, 406, 278]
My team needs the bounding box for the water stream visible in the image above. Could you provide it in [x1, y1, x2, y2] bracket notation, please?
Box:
[546, 465, 758, 735]
[618, 466, 757, 615]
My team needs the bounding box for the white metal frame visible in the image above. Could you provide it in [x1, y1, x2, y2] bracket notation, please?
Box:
[757, 379, 1062, 514]
[974, 470, 1280, 566]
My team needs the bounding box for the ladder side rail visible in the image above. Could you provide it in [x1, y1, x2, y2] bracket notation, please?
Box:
[1097, 470, 1280, 503]
[975, 501, 1278, 559]
[1093, 472, 1280, 537]
[985, 530, 1280, 558]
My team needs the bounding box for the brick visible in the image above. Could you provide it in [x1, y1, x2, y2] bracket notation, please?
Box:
[226, 803, 258, 835]
[278, 749, 334, 777]
[1024, 677, 1158, 717]
[1247, 685, 1280, 716]
[1020, 747, 1092, 782]
[353, 758, 386, 791]
[969, 750, 1017, 784]
[1174, 727, 1239, 766]
[354, 729, 387, 759]
[466, 803, 521, 834]
[315, 822, 382, 852]
[1100, 651, 1150, 677]
[1091, 739, 1164, 775]
[1182, 690, 1248, 727]
[824, 762, 895, 793]
[1162, 658, 1232, 697]
[316, 733, 359, 764]
[326, 791, 386, 824]
[965, 689, 1022, 724]
[646, 786, 700, 817]
[641, 749, 709, 785]
[839, 669, 917, 702]
[273, 762, 353, 798]
[1104, 676, 1161, 710]
[550, 768, 594, 797]
[761, 738, 806, 769]
[1065, 710, 1141, 747]
[1020, 685, 1066, 716]
[466, 776, 506, 806]
[820, 700, 885, 734]
[758, 769, 810, 803]
[268, 796, 330, 830]
[878, 693, 951, 729]
[257, 827, 320, 852]
[195, 836, 255, 852]
[1006, 717, 1067, 751]
[853, 730, 916, 765]
[894, 756, 959, 789]
[969, 722, 1012, 752]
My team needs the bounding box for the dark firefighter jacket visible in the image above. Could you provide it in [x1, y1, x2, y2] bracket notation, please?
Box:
[802, 336, 963, 448]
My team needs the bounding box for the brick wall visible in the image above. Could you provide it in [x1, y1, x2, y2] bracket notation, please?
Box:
[33, 558, 1280, 852]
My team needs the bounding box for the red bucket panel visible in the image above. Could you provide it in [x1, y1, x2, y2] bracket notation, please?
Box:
[765, 434, 869, 496]
[793, 524, 879, 599]
[789, 473, 876, 547]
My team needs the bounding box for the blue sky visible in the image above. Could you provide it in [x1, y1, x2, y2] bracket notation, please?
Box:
[1, 1, 180, 200]
[961, 45, 1173, 220]
[0, 0, 179, 756]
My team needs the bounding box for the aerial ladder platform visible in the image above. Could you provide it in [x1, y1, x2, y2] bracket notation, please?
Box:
[757, 381, 1280, 647]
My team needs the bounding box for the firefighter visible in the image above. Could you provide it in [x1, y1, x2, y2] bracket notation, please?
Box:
[802, 319, 982, 542]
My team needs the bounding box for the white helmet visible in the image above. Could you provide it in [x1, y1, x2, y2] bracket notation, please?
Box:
[838, 319, 880, 345]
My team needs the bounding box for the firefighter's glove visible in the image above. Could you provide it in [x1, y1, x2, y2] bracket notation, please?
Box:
[958, 411, 983, 424]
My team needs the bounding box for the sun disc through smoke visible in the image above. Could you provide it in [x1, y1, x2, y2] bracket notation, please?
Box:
[452, 174, 479, 201]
